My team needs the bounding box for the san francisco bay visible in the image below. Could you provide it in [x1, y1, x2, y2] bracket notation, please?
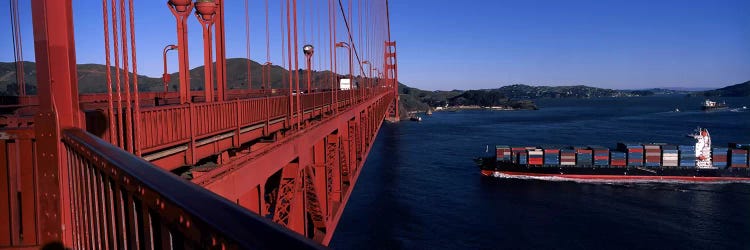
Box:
[331, 96, 750, 250]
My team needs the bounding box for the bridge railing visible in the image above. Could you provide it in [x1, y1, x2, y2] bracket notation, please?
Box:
[61, 128, 325, 249]
[139, 105, 192, 151]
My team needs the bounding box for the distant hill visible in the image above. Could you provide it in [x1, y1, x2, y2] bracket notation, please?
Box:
[0, 59, 350, 96]
[397, 84, 537, 113]
[621, 88, 697, 95]
[486, 84, 654, 99]
[694, 80, 750, 97]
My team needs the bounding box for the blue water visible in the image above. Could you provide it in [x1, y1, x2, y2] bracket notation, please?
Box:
[330, 96, 750, 250]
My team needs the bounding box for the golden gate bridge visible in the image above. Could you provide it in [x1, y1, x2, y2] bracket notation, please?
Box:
[0, 0, 398, 248]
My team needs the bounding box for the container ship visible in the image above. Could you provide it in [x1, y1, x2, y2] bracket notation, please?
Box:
[475, 128, 750, 182]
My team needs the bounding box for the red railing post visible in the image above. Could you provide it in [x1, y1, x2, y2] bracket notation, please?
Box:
[235, 99, 241, 147]
[188, 102, 196, 165]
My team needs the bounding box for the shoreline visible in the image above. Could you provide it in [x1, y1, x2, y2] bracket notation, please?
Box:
[406, 105, 535, 115]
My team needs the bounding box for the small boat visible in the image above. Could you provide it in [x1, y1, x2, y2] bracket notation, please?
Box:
[702, 99, 728, 111]
[674, 108, 680, 112]
[426, 109, 433, 116]
[409, 116, 422, 122]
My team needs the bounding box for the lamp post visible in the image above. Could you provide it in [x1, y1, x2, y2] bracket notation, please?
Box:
[371, 67, 378, 94]
[195, 0, 218, 103]
[167, 0, 194, 103]
[362, 61, 372, 97]
[263, 62, 272, 92]
[162, 44, 178, 93]
[303, 44, 314, 92]
[335, 42, 352, 105]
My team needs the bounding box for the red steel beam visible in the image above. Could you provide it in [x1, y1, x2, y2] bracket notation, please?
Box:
[215, 0, 227, 102]
[30, 0, 82, 246]
[195, 91, 392, 245]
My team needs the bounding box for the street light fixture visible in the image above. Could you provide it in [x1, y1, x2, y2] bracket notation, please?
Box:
[335, 42, 353, 104]
[303, 44, 314, 92]
[362, 60, 372, 96]
[162, 44, 178, 92]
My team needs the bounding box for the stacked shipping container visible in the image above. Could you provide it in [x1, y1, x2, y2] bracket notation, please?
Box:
[496, 145, 511, 161]
[644, 144, 661, 167]
[543, 147, 560, 166]
[730, 149, 748, 168]
[511, 147, 526, 165]
[661, 145, 678, 167]
[610, 151, 627, 166]
[618, 143, 644, 167]
[575, 147, 593, 167]
[527, 149, 544, 166]
[560, 149, 576, 166]
[494, 143, 749, 169]
[678, 145, 696, 167]
[712, 148, 728, 168]
[588, 145, 610, 166]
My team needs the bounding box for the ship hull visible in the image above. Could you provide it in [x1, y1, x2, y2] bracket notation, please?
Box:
[702, 106, 728, 111]
[477, 158, 750, 182]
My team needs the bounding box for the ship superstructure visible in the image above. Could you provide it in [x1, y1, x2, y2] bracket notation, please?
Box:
[691, 127, 714, 169]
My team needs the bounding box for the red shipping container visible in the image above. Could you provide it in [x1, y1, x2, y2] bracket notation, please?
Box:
[610, 160, 626, 166]
[528, 159, 543, 165]
[594, 156, 609, 160]
[576, 149, 593, 154]
[628, 148, 644, 153]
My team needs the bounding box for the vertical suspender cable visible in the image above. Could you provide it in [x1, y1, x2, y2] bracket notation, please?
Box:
[265, 0, 270, 90]
[128, 0, 142, 156]
[336, 0, 366, 83]
[330, 0, 337, 112]
[293, 0, 301, 129]
[102, 0, 116, 144]
[279, 0, 284, 91]
[246, 0, 252, 90]
[111, 0, 124, 148]
[286, 0, 293, 125]
[10, 0, 25, 96]
[119, 0, 133, 153]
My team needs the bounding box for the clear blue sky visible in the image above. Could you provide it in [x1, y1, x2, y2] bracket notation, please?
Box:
[2, 0, 749, 90]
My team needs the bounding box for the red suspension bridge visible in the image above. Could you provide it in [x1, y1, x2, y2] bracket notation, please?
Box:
[0, 0, 398, 248]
